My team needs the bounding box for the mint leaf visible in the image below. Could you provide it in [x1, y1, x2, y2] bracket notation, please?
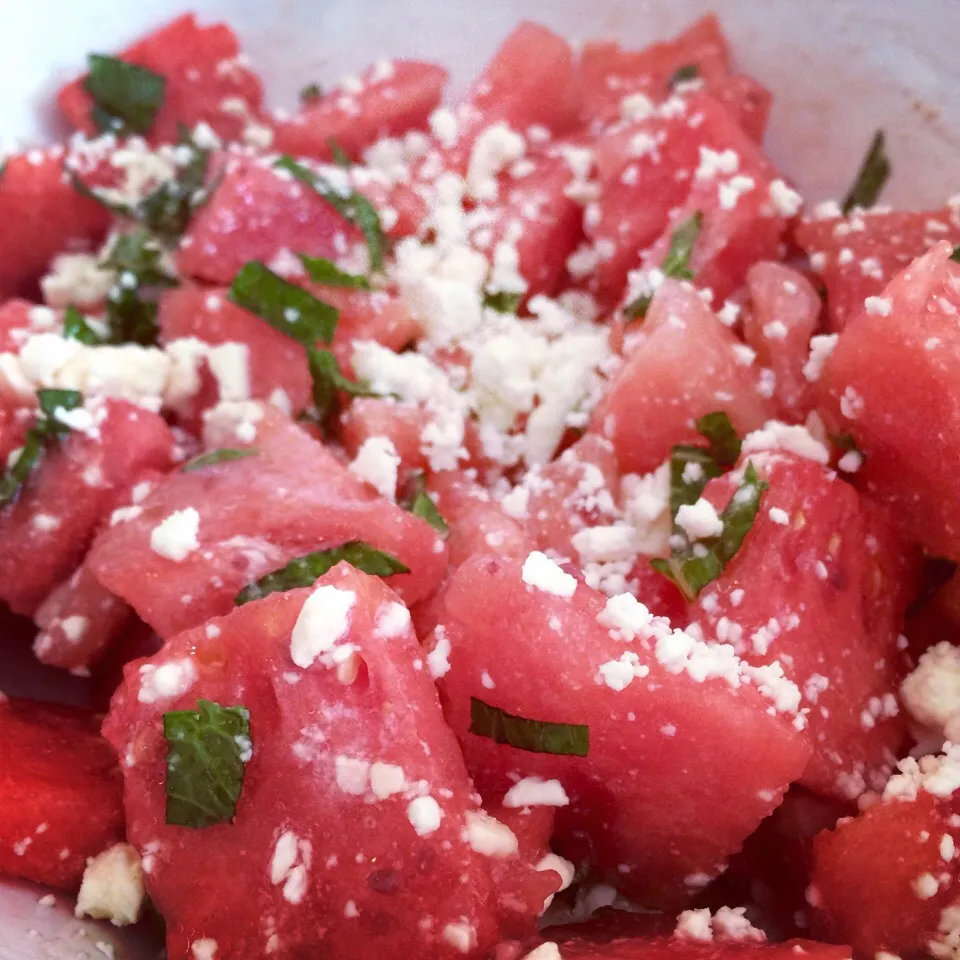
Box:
[84, 55, 166, 136]
[841, 130, 890, 214]
[62, 306, 103, 345]
[652, 461, 767, 600]
[669, 64, 699, 88]
[274, 156, 386, 272]
[182, 448, 259, 472]
[328, 137, 352, 168]
[297, 253, 371, 290]
[0, 390, 84, 506]
[228, 261, 338, 346]
[404, 473, 448, 536]
[163, 699, 250, 829]
[483, 290, 523, 314]
[469, 698, 589, 757]
[235, 541, 409, 605]
[623, 211, 703, 320]
[299, 83, 323, 104]
[950, 245, 960, 264]
[100, 230, 177, 345]
[696, 411, 741, 467]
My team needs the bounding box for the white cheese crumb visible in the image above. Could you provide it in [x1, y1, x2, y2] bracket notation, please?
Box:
[521, 551, 577, 598]
[407, 795, 443, 836]
[290, 586, 357, 669]
[768, 507, 790, 525]
[913, 872, 941, 900]
[768, 179, 803, 217]
[347, 436, 401, 501]
[149, 508, 200, 562]
[75, 843, 145, 926]
[426, 627, 452, 679]
[803, 334, 839, 383]
[741, 421, 830, 464]
[463, 810, 519, 858]
[467, 123, 526, 200]
[441, 921, 477, 954]
[369, 762, 406, 799]
[334, 756, 370, 796]
[675, 499, 724, 540]
[374, 601, 411, 639]
[901, 643, 960, 742]
[521, 945, 562, 960]
[503, 777, 570, 808]
[60, 615, 89, 644]
[864, 296, 893, 317]
[137, 659, 197, 704]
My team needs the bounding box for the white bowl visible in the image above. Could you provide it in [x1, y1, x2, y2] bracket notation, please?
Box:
[0, 1, 957, 956]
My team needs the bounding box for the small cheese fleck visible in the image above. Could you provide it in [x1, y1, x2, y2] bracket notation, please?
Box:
[149, 508, 200, 562]
[290, 586, 357, 669]
[347, 436, 401, 501]
[521, 551, 577, 598]
[407, 795, 443, 836]
[463, 810, 519, 858]
[137, 659, 197, 704]
[503, 777, 570, 808]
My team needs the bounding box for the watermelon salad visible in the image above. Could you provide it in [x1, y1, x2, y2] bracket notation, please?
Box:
[1, 10, 960, 960]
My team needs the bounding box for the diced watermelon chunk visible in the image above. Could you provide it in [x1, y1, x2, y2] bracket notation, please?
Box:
[692, 453, 916, 800]
[811, 785, 960, 957]
[578, 15, 732, 127]
[0, 400, 174, 616]
[817, 242, 960, 559]
[742, 262, 821, 421]
[433, 554, 811, 908]
[57, 13, 264, 145]
[428, 470, 532, 569]
[590, 280, 773, 476]
[89, 405, 448, 637]
[449, 22, 580, 165]
[711, 74, 774, 144]
[521, 434, 621, 560]
[340, 398, 430, 479]
[176, 157, 362, 285]
[158, 284, 313, 420]
[585, 91, 781, 306]
[272, 60, 448, 162]
[0, 150, 110, 299]
[0, 697, 123, 890]
[33, 560, 132, 671]
[103, 565, 557, 958]
[795, 208, 960, 332]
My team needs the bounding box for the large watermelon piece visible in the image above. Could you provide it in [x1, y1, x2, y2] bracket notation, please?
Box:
[104, 564, 560, 959]
[432, 553, 811, 908]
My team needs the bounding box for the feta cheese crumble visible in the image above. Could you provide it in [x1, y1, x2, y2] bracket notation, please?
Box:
[149, 508, 201, 562]
[521, 551, 578, 597]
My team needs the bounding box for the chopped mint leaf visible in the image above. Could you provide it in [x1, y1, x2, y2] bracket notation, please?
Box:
[404, 473, 448, 536]
[228, 261, 339, 346]
[235, 541, 409, 605]
[100, 230, 177, 345]
[182, 448, 258, 472]
[306, 347, 380, 424]
[841, 130, 890, 214]
[483, 290, 523, 313]
[297, 254, 371, 290]
[328, 137, 352, 168]
[951, 245, 960, 264]
[274, 155, 386, 272]
[623, 211, 703, 320]
[163, 699, 250, 829]
[661, 211, 703, 280]
[668, 444, 723, 517]
[652, 461, 767, 600]
[696, 411, 741, 467]
[62, 305, 103, 345]
[299, 82, 323, 104]
[0, 389, 84, 506]
[669, 64, 699, 88]
[469, 698, 589, 757]
[623, 293, 653, 321]
[84, 55, 166, 136]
